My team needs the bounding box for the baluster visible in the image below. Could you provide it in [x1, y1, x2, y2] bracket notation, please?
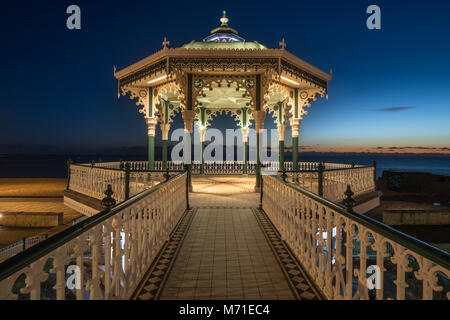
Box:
[344, 222, 355, 300]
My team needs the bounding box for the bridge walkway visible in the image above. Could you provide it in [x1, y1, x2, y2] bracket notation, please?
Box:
[132, 176, 322, 300]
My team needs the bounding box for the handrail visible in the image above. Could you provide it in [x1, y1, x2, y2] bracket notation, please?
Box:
[0, 172, 186, 282]
[322, 165, 373, 172]
[71, 163, 184, 173]
[270, 175, 450, 270]
[72, 161, 370, 173]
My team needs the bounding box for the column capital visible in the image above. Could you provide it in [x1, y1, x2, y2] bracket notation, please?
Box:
[146, 117, 158, 137]
[241, 127, 249, 143]
[182, 110, 196, 133]
[160, 123, 171, 141]
[289, 118, 302, 138]
[277, 124, 286, 141]
[253, 110, 266, 132]
[198, 126, 207, 142]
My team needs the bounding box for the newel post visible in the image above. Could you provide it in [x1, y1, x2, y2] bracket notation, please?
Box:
[318, 162, 324, 196]
[259, 174, 263, 210]
[343, 185, 356, 213]
[124, 162, 130, 200]
[66, 159, 73, 190]
[185, 164, 191, 210]
[102, 184, 117, 210]
[372, 160, 377, 190]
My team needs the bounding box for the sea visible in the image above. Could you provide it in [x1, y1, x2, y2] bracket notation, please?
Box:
[0, 153, 449, 179]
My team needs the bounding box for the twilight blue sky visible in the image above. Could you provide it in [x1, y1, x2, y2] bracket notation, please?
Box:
[0, 0, 449, 153]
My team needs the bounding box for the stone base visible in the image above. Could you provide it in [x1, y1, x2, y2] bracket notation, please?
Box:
[383, 210, 450, 226]
[62, 190, 103, 217]
[352, 191, 383, 214]
[0, 212, 63, 228]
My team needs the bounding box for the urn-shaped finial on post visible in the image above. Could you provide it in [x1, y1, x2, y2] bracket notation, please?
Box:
[164, 168, 171, 182]
[281, 168, 287, 182]
[102, 184, 116, 210]
[343, 185, 356, 213]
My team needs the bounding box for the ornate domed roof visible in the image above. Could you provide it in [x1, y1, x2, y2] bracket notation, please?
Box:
[182, 11, 267, 49]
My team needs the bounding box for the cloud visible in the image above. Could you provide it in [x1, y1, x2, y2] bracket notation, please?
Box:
[385, 146, 449, 152]
[374, 106, 414, 112]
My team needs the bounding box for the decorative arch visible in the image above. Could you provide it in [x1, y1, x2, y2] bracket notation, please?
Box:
[196, 107, 254, 128]
[153, 81, 183, 124]
[264, 81, 294, 124]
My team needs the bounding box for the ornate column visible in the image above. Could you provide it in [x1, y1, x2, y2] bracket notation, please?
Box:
[254, 74, 265, 192]
[182, 110, 196, 164]
[291, 88, 301, 171]
[160, 123, 170, 170]
[290, 118, 301, 171]
[241, 126, 249, 174]
[182, 109, 195, 192]
[198, 125, 207, 174]
[277, 123, 286, 171]
[146, 117, 157, 170]
[254, 110, 266, 192]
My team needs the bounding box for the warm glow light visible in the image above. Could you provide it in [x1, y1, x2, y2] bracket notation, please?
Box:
[147, 75, 167, 84]
[280, 76, 299, 86]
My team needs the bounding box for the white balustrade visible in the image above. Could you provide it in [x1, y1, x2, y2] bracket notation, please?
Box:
[129, 172, 165, 197]
[69, 165, 126, 202]
[262, 175, 450, 300]
[323, 167, 375, 202]
[70, 161, 375, 204]
[0, 173, 188, 300]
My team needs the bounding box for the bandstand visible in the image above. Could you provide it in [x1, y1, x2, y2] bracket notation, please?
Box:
[2, 12, 448, 302]
[113, 11, 331, 190]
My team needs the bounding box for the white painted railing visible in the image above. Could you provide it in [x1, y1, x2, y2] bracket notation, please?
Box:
[0, 236, 47, 263]
[323, 167, 376, 202]
[72, 161, 375, 202]
[262, 175, 450, 300]
[129, 171, 165, 197]
[92, 161, 355, 174]
[69, 165, 169, 203]
[0, 173, 188, 300]
[69, 165, 126, 202]
[283, 171, 320, 194]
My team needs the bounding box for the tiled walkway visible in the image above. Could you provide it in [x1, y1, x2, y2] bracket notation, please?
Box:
[134, 176, 321, 300]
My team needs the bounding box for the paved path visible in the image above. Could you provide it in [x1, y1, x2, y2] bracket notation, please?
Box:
[134, 176, 321, 300]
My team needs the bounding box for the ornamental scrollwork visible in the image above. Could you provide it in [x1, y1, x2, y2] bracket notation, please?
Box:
[264, 81, 294, 124]
[192, 75, 256, 112]
[120, 86, 148, 116]
[196, 107, 253, 128]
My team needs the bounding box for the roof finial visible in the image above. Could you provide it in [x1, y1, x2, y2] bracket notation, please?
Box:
[162, 37, 170, 49]
[279, 38, 287, 50]
[220, 11, 229, 26]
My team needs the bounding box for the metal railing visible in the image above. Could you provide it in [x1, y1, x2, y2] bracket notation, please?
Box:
[0, 172, 188, 300]
[0, 235, 48, 263]
[87, 161, 356, 174]
[69, 161, 375, 203]
[67, 162, 183, 202]
[261, 175, 450, 300]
